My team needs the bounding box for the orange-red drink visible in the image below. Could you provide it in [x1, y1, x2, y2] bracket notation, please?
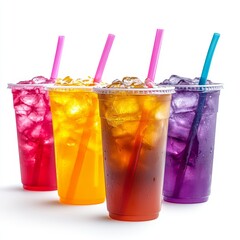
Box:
[94, 77, 174, 221]
[48, 77, 105, 204]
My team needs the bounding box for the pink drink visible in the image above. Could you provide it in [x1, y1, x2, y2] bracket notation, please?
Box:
[9, 76, 57, 191]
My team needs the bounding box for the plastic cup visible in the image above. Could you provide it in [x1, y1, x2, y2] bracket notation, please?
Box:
[163, 83, 223, 203]
[8, 83, 57, 191]
[48, 85, 105, 204]
[94, 85, 174, 221]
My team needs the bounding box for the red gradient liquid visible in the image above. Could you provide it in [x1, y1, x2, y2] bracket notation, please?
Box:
[11, 86, 57, 191]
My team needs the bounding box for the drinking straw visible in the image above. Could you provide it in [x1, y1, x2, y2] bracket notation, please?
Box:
[32, 36, 65, 188]
[65, 34, 115, 202]
[121, 29, 164, 211]
[50, 36, 65, 80]
[146, 29, 164, 86]
[94, 34, 115, 83]
[65, 98, 97, 201]
[199, 33, 220, 85]
[172, 33, 220, 197]
[120, 106, 149, 211]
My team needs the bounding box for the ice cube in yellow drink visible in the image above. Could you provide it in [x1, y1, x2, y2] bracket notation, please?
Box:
[49, 87, 105, 204]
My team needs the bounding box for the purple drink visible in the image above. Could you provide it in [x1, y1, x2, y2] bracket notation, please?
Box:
[8, 76, 57, 191]
[161, 75, 223, 203]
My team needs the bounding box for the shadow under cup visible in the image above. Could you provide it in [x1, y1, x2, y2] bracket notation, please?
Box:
[163, 83, 223, 203]
[94, 86, 174, 221]
[8, 83, 57, 191]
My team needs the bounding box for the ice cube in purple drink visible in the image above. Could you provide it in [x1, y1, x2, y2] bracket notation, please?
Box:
[161, 75, 193, 85]
[172, 92, 198, 113]
[168, 114, 192, 141]
[167, 137, 186, 156]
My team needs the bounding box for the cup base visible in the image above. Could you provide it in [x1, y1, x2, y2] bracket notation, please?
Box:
[163, 196, 209, 204]
[109, 212, 159, 222]
[23, 185, 57, 191]
[59, 197, 105, 205]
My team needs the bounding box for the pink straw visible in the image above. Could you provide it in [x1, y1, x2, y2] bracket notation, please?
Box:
[50, 36, 65, 80]
[146, 29, 164, 83]
[94, 34, 115, 83]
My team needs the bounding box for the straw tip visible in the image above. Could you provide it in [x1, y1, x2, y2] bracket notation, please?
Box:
[108, 34, 115, 39]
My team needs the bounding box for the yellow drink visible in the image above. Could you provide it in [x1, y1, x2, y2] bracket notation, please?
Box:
[49, 85, 105, 204]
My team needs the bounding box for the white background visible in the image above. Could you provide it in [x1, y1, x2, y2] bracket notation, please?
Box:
[0, 0, 239, 239]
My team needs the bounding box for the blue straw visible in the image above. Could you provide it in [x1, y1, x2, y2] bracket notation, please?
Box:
[199, 33, 220, 85]
[172, 33, 221, 198]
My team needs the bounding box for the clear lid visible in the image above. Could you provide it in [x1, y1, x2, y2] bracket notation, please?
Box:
[173, 83, 223, 92]
[7, 83, 54, 89]
[46, 85, 95, 92]
[93, 85, 175, 95]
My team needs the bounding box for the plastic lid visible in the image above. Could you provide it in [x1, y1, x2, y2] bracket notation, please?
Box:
[7, 83, 54, 89]
[46, 85, 95, 92]
[174, 83, 223, 92]
[93, 85, 175, 95]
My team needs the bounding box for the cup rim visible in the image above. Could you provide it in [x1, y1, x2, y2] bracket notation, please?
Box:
[7, 83, 54, 89]
[172, 83, 223, 92]
[46, 85, 95, 92]
[93, 85, 175, 95]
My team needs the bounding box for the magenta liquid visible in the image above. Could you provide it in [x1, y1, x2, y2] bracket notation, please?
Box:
[161, 75, 222, 203]
[9, 77, 57, 191]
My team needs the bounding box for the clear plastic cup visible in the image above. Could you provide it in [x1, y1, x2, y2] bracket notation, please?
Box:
[8, 83, 57, 191]
[94, 85, 174, 221]
[47, 85, 105, 204]
[163, 83, 223, 203]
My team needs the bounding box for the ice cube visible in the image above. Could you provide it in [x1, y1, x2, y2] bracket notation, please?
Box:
[161, 75, 193, 85]
[154, 102, 170, 120]
[142, 120, 166, 149]
[41, 122, 54, 140]
[14, 103, 32, 115]
[106, 118, 124, 128]
[105, 97, 140, 127]
[30, 123, 42, 139]
[19, 142, 37, 160]
[122, 76, 145, 88]
[106, 77, 146, 88]
[28, 111, 44, 122]
[112, 97, 139, 116]
[160, 75, 213, 86]
[31, 76, 51, 84]
[111, 127, 127, 138]
[20, 92, 40, 106]
[66, 97, 88, 118]
[193, 77, 213, 85]
[172, 92, 198, 113]
[17, 76, 54, 85]
[111, 121, 139, 137]
[44, 111, 53, 122]
[167, 137, 186, 156]
[35, 95, 47, 109]
[168, 112, 194, 141]
[203, 92, 219, 115]
[16, 115, 34, 133]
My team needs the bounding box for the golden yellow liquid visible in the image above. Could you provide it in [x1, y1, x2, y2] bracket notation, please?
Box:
[49, 88, 105, 204]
